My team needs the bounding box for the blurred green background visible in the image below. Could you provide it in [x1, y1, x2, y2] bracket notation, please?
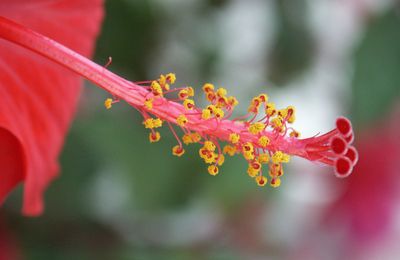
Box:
[3, 0, 400, 259]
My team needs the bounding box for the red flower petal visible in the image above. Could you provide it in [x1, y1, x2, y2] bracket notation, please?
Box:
[0, 0, 103, 216]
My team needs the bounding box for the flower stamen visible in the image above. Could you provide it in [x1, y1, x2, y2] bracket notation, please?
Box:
[0, 16, 357, 189]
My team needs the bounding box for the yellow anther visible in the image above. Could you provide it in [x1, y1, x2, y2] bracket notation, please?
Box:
[249, 122, 265, 134]
[278, 108, 288, 119]
[158, 75, 169, 90]
[183, 99, 195, 110]
[153, 118, 163, 128]
[159, 74, 166, 86]
[178, 89, 189, 100]
[272, 151, 290, 164]
[248, 97, 262, 113]
[204, 152, 218, 164]
[182, 134, 193, 145]
[271, 117, 283, 131]
[256, 176, 268, 187]
[250, 97, 261, 106]
[290, 129, 300, 138]
[149, 131, 161, 143]
[176, 115, 188, 126]
[199, 148, 210, 158]
[190, 133, 201, 143]
[151, 81, 163, 96]
[202, 109, 211, 120]
[104, 98, 113, 109]
[202, 83, 214, 93]
[227, 96, 239, 107]
[265, 102, 276, 116]
[208, 165, 219, 176]
[206, 105, 216, 113]
[151, 80, 161, 89]
[216, 96, 228, 108]
[286, 106, 296, 123]
[229, 133, 240, 144]
[271, 151, 282, 163]
[247, 166, 259, 178]
[258, 153, 270, 164]
[257, 94, 268, 103]
[205, 92, 216, 102]
[178, 87, 195, 98]
[281, 154, 290, 163]
[242, 142, 254, 153]
[270, 178, 281, 188]
[144, 98, 153, 110]
[166, 73, 176, 84]
[157, 74, 170, 90]
[216, 87, 227, 97]
[203, 141, 216, 151]
[243, 151, 255, 161]
[216, 154, 225, 166]
[214, 108, 224, 119]
[199, 147, 208, 158]
[172, 145, 185, 157]
[258, 136, 270, 147]
[223, 145, 236, 156]
[143, 118, 154, 129]
[269, 163, 284, 177]
[186, 87, 195, 97]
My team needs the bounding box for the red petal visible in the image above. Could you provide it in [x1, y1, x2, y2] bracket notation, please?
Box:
[0, 0, 103, 215]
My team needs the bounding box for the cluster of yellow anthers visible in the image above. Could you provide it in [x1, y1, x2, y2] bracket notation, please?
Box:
[104, 73, 303, 188]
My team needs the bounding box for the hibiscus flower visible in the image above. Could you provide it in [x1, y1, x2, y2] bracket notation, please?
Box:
[0, 0, 357, 217]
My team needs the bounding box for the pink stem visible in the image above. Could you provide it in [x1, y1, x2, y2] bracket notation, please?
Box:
[0, 16, 313, 161]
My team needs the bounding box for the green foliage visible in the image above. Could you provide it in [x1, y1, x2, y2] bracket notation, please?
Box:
[95, 0, 158, 78]
[268, 0, 314, 85]
[352, 10, 400, 127]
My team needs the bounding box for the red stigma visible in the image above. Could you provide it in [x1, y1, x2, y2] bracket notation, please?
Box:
[336, 117, 352, 137]
[335, 157, 353, 178]
[331, 136, 348, 155]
